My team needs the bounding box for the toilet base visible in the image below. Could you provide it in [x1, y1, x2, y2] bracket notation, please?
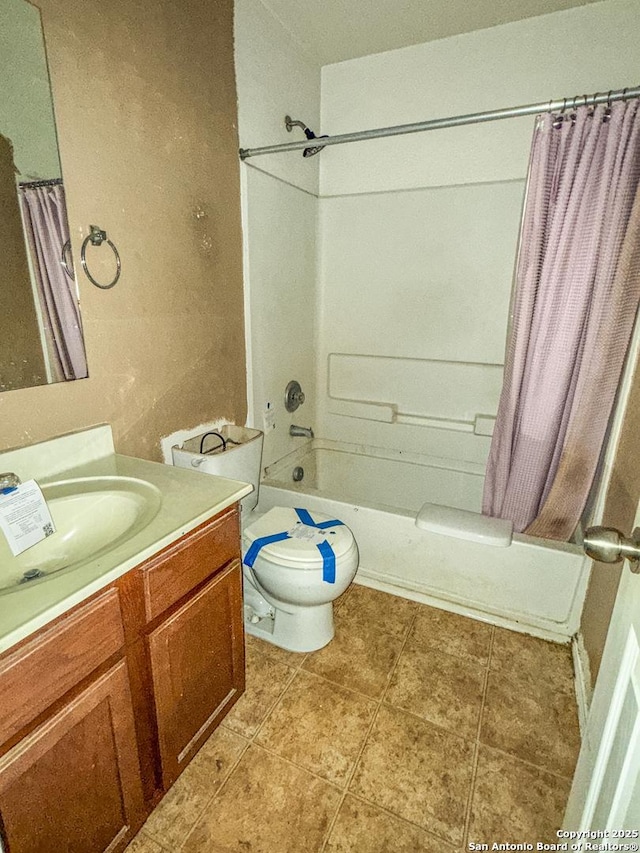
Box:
[243, 575, 335, 653]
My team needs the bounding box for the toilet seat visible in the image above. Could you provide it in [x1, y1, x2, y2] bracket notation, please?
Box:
[243, 506, 355, 570]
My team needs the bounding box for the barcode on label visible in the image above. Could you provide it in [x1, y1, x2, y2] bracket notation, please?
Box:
[43, 523, 54, 537]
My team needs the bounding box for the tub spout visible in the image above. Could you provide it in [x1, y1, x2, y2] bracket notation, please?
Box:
[289, 425, 314, 439]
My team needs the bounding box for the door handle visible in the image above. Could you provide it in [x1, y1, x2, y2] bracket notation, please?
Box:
[583, 526, 640, 573]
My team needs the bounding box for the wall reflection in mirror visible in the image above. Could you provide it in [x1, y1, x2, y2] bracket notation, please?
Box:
[0, 0, 88, 392]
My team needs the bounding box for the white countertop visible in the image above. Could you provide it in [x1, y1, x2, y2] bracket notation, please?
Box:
[0, 450, 251, 654]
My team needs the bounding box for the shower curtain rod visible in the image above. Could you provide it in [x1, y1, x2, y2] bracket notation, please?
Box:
[18, 178, 63, 189]
[238, 84, 640, 160]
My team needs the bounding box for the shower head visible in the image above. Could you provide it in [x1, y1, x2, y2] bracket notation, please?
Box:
[302, 140, 325, 158]
[284, 115, 327, 158]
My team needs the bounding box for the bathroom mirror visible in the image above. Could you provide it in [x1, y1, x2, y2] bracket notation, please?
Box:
[0, 0, 88, 392]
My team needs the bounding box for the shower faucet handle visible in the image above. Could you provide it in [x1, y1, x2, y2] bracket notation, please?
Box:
[285, 380, 305, 413]
[583, 525, 640, 573]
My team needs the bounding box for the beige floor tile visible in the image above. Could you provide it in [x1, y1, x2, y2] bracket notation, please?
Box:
[325, 795, 457, 853]
[255, 669, 377, 786]
[336, 583, 417, 640]
[350, 704, 474, 847]
[481, 667, 580, 777]
[130, 590, 580, 853]
[224, 643, 295, 738]
[245, 632, 307, 669]
[410, 605, 493, 665]
[490, 627, 575, 692]
[302, 617, 404, 699]
[468, 745, 571, 846]
[385, 640, 485, 737]
[142, 726, 247, 850]
[124, 832, 165, 853]
[182, 744, 342, 853]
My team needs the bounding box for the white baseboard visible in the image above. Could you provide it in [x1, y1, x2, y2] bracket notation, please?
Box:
[354, 572, 572, 643]
[572, 631, 593, 736]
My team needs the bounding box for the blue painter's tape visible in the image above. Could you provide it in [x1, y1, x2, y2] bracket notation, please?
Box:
[0, 486, 18, 495]
[243, 531, 291, 568]
[316, 539, 336, 583]
[244, 511, 342, 584]
[294, 507, 344, 530]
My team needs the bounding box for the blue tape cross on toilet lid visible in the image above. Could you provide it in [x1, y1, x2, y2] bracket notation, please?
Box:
[243, 508, 345, 583]
[293, 507, 344, 531]
[243, 531, 290, 570]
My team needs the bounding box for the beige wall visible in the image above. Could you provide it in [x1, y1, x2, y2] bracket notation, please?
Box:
[581, 354, 640, 681]
[0, 0, 246, 461]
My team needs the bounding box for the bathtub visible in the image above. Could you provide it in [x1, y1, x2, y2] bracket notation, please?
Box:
[260, 439, 590, 641]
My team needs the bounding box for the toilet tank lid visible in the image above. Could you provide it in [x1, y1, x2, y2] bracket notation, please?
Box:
[243, 506, 355, 565]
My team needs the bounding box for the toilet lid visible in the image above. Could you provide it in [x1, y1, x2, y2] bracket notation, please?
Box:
[243, 506, 354, 568]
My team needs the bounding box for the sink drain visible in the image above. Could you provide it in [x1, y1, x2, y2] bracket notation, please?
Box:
[19, 568, 46, 584]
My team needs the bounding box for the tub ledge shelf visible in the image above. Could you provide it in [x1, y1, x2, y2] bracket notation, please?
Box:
[415, 502, 513, 547]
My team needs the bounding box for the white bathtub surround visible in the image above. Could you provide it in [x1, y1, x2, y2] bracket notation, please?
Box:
[234, 0, 321, 468]
[314, 0, 640, 484]
[240, 166, 319, 468]
[325, 353, 502, 438]
[261, 439, 591, 641]
[264, 437, 486, 513]
[317, 184, 520, 464]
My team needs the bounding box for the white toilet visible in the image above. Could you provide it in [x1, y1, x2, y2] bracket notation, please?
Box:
[172, 426, 359, 652]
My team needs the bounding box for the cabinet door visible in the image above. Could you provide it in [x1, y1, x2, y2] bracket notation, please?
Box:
[148, 559, 245, 788]
[0, 660, 145, 853]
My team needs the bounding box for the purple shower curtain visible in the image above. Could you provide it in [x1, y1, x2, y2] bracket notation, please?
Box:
[483, 100, 640, 540]
[19, 183, 88, 381]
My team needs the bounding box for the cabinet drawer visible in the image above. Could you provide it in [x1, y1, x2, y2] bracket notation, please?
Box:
[0, 588, 124, 745]
[141, 506, 240, 622]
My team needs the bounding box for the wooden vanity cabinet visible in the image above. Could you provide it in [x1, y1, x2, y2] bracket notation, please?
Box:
[147, 559, 244, 788]
[0, 590, 145, 853]
[0, 660, 145, 853]
[0, 503, 245, 853]
[131, 505, 245, 792]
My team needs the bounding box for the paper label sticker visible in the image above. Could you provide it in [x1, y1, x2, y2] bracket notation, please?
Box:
[286, 524, 327, 546]
[263, 403, 276, 432]
[0, 480, 56, 556]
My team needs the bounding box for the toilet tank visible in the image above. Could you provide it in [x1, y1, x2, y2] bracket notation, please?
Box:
[171, 425, 264, 514]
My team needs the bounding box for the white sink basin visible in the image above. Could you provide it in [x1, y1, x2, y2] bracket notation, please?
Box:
[0, 476, 162, 594]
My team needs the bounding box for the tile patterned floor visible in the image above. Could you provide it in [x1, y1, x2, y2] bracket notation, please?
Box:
[127, 583, 579, 853]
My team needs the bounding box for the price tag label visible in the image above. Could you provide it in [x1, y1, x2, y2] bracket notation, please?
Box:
[286, 524, 327, 545]
[0, 480, 56, 556]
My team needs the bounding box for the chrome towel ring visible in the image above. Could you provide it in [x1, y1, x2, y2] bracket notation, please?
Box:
[61, 239, 74, 280]
[80, 225, 121, 289]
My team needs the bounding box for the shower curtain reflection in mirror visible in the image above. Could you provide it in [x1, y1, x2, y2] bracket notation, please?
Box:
[18, 182, 88, 383]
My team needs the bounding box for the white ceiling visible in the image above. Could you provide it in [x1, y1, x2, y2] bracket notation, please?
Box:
[258, 0, 605, 65]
